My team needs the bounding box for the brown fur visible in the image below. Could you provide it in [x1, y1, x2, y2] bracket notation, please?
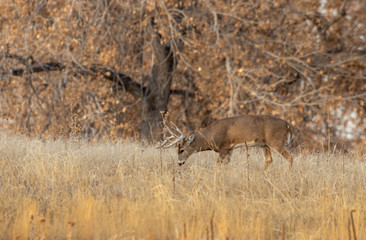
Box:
[178, 115, 295, 171]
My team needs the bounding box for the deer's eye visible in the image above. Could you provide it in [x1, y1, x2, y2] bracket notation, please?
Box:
[179, 149, 184, 154]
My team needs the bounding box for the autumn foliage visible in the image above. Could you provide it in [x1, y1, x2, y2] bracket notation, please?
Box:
[1, 0, 365, 149]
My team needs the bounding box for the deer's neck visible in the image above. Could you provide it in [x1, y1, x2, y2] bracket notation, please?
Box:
[193, 131, 213, 151]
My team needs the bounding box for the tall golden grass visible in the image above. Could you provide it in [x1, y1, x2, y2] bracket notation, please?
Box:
[0, 134, 365, 239]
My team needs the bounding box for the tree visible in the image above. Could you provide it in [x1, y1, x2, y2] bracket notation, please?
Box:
[1, 0, 365, 149]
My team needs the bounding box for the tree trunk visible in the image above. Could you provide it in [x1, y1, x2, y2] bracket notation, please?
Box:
[141, 35, 176, 141]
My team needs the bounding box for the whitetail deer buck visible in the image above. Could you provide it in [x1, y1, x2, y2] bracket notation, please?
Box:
[158, 115, 296, 171]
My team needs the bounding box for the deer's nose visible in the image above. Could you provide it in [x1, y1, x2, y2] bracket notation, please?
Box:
[178, 162, 185, 166]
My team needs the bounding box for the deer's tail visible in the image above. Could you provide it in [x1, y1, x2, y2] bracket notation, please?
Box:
[286, 123, 293, 147]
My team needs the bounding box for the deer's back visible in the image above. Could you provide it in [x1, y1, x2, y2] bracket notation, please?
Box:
[201, 115, 290, 148]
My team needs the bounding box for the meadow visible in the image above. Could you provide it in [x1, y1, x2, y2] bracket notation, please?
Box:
[0, 134, 365, 240]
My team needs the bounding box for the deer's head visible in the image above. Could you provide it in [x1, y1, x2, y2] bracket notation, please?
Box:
[177, 133, 195, 165]
[157, 121, 196, 166]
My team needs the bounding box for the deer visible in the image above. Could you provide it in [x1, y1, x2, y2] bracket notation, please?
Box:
[158, 115, 296, 171]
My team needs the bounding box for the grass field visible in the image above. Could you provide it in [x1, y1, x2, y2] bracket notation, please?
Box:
[0, 134, 365, 239]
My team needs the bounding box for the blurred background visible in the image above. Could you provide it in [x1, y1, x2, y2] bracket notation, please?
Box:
[0, 0, 365, 150]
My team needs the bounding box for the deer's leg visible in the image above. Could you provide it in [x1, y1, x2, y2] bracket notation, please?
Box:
[260, 145, 273, 172]
[225, 150, 233, 164]
[270, 144, 294, 171]
[280, 149, 294, 171]
[217, 149, 232, 166]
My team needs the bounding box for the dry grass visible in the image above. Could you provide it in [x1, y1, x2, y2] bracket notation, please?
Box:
[0, 134, 365, 240]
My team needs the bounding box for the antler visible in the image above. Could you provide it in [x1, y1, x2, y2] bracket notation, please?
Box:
[157, 121, 185, 148]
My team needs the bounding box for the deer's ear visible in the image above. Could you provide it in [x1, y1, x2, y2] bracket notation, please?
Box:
[187, 133, 195, 144]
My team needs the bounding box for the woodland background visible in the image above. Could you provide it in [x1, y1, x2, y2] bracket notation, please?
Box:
[0, 0, 365, 150]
